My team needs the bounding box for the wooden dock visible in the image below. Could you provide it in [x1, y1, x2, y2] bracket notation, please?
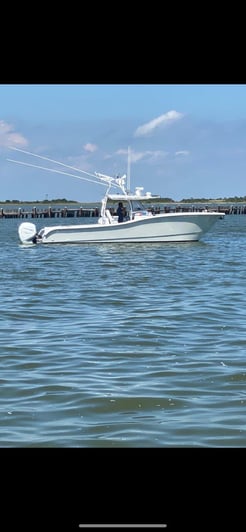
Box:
[0, 206, 100, 219]
[0, 203, 243, 219]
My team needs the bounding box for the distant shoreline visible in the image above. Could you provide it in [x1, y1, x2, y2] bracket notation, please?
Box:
[0, 198, 246, 206]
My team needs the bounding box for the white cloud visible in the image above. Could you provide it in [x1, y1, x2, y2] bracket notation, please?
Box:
[0, 120, 28, 148]
[67, 154, 93, 172]
[83, 143, 98, 153]
[175, 150, 189, 156]
[116, 148, 144, 162]
[116, 148, 168, 163]
[134, 110, 184, 137]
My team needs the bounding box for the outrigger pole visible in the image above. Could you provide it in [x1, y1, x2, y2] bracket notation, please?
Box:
[7, 147, 125, 191]
[127, 146, 131, 192]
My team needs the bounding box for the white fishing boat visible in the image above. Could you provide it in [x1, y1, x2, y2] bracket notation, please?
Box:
[8, 147, 225, 245]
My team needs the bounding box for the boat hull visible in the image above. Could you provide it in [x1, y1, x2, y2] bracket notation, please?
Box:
[23, 212, 224, 244]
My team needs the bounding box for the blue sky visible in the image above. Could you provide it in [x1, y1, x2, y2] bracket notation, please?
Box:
[1, 84, 246, 202]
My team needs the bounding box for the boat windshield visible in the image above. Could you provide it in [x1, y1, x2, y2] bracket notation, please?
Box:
[130, 200, 147, 212]
[105, 197, 150, 221]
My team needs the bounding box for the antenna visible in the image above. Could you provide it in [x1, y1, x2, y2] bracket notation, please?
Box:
[127, 146, 131, 192]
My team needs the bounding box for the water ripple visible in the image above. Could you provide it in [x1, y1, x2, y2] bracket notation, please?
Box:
[1, 216, 246, 445]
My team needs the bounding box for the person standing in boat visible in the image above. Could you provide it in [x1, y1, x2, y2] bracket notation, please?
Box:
[117, 202, 124, 223]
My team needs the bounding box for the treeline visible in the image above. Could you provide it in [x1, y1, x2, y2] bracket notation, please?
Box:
[180, 196, 246, 203]
[1, 198, 78, 204]
[2, 195, 246, 204]
[145, 196, 246, 203]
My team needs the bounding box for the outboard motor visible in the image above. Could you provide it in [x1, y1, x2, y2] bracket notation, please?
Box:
[18, 222, 37, 244]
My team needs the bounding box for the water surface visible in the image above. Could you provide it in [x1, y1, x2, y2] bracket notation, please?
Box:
[1, 215, 246, 446]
